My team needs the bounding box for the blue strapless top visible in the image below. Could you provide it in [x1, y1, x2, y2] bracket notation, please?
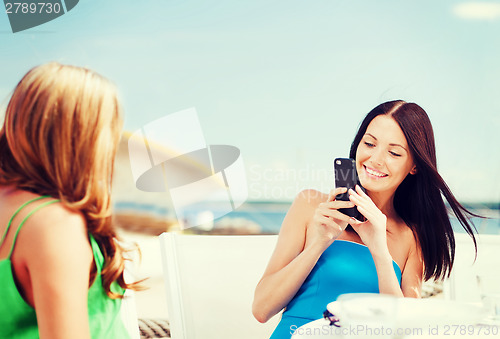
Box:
[269, 240, 402, 339]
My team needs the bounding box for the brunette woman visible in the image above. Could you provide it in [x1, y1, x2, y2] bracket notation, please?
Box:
[253, 100, 477, 339]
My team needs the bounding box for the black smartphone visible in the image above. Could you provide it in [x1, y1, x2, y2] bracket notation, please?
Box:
[333, 158, 366, 221]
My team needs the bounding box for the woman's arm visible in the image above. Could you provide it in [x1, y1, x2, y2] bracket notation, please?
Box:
[371, 249, 405, 297]
[19, 204, 93, 339]
[252, 188, 353, 323]
[372, 230, 423, 297]
[348, 185, 423, 297]
[400, 239, 424, 298]
[374, 234, 423, 297]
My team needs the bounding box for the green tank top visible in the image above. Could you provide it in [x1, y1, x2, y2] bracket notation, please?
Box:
[0, 196, 130, 339]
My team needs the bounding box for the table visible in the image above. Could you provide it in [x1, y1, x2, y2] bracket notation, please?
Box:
[290, 296, 499, 339]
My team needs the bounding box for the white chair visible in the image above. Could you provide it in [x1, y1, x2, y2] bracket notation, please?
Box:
[120, 289, 140, 339]
[159, 233, 280, 339]
[121, 260, 141, 339]
[443, 233, 500, 302]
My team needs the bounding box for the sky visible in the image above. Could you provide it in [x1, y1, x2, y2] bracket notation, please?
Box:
[1, 0, 499, 203]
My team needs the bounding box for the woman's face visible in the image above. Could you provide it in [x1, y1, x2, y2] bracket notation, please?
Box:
[355, 115, 416, 194]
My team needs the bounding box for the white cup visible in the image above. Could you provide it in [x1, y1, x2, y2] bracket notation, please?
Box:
[334, 293, 397, 339]
[476, 273, 500, 324]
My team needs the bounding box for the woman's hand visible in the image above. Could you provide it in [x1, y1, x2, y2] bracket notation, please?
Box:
[304, 187, 355, 250]
[348, 185, 388, 254]
[253, 188, 359, 322]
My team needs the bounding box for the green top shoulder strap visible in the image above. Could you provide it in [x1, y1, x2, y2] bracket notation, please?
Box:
[1, 196, 59, 258]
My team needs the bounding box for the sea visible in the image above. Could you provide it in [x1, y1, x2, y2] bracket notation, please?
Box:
[114, 200, 500, 235]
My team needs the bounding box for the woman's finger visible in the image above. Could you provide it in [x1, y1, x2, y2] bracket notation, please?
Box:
[327, 189, 336, 202]
[355, 184, 367, 196]
[314, 215, 344, 234]
[316, 205, 351, 220]
[314, 206, 351, 224]
[348, 188, 359, 199]
[348, 216, 363, 225]
[315, 207, 336, 219]
[349, 188, 374, 207]
[322, 200, 355, 210]
[330, 209, 357, 224]
[314, 214, 334, 226]
[355, 205, 375, 222]
[331, 200, 355, 210]
[327, 187, 348, 202]
[348, 192, 362, 205]
[346, 195, 374, 220]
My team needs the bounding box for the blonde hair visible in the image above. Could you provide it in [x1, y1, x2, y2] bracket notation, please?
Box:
[0, 62, 132, 297]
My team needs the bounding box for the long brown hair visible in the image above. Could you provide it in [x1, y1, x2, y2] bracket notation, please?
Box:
[349, 100, 478, 281]
[0, 62, 133, 297]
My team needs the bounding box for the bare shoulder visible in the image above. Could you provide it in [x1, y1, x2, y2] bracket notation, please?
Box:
[278, 189, 327, 233]
[406, 225, 422, 260]
[400, 222, 420, 253]
[295, 189, 328, 210]
[263, 189, 329, 271]
[403, 224, 421, 262]
[285, 189, 330, 232]
[24, 201, 87, 239]
[18, 200, 91, 263]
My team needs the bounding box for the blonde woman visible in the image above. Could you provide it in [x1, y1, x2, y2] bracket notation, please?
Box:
[0, 63, 137, 339]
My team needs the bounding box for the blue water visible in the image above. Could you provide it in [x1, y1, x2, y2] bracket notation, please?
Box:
[451, 217, 500, 235]
[217, 208, 288, 233]
[115, 201, 170, 216]
[114, 201, 499, 235]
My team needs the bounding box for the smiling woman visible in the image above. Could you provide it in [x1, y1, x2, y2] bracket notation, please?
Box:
[252, 100, 480, 339]
[356, 115, 417, 192]
[348, 100, 479, 281]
